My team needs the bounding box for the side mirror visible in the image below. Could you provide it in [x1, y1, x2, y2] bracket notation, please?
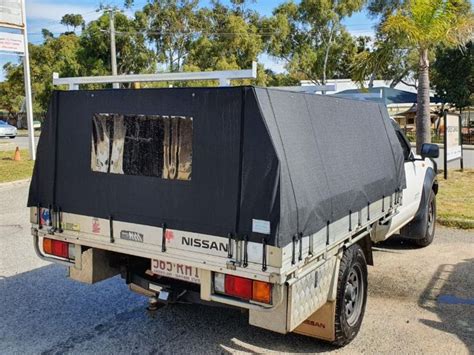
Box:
[421, 143, 439, 159]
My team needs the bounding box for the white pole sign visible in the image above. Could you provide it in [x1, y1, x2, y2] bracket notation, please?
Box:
[0, 0, 23, 27]
[0, 0, 35, 160]
[0, 31, 24, 53]
[445, 113, 462, 162]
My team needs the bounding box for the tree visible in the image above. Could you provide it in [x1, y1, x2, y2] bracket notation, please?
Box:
[41, 29, 55, 41]
[432, 42, 474, 110]
[382, 0, 474, 152]
[351, 36, 419, 88]
[264, 0, 365, 85]
[0, 34, 81, 123]
[139, 0, 199, 72]
[0, 63, 25, 120]
[79, 12, 156, 77]
[60, 14, 85, 32]
[186, 1, 263, 72]
[3, 37, 79, 114]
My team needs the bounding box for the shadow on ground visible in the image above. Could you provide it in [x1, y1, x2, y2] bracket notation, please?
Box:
[0, 264, 335, 354]
[374, 234, 421, 251]
[418, 258, 474, 353]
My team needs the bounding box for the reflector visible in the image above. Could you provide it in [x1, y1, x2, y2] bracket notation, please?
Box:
[225, 275, 252, 300]
[43, 238, 53, 255]
[214, 273, 225, 293]
[252, 280, 272, 304]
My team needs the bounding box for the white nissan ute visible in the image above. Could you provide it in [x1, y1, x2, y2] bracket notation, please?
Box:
[29, 86, 439, 346]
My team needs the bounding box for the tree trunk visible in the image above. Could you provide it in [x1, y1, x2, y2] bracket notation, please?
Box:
[416, 48, 431, 154]
[322, 22, 336, 88]
[369, 72, 376, 88]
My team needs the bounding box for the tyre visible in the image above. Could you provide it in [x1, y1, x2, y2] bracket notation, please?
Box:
[414, 190, 436, 247]
[9, 136, 15, 139]
[333, 244, 368, 347]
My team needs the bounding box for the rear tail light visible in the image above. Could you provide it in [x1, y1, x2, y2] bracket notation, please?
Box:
[43, 238, 74, 259]
[214, 273, 272, 304]
[225, 275, 253, 300]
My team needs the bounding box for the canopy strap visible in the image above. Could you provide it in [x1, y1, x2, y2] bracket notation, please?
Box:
[227, 233, 234, 258]
[261, 237, 267, 271]
[326, 221, 330, 245]
[298, 232, 303, 261]
[109, 215, 114, 243]
[57, 207, 63, 233]
[243, 235, 248, 268]
[37, 204, 42, 230]
[349, 210, 352, 232]
[161, 223, 167, 252]
[48, 204, 53, 228]
[291, 235, 297, 265]
[52, 205, 58, 233]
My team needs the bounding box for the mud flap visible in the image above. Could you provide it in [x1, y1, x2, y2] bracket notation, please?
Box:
[287, 256, 337, 331]
[292, 250, 342, 341]
[293, 301, 336, 341]
[68, 247, 119, 284]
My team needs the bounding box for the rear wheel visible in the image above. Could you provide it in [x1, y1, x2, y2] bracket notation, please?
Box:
[9, 136, 15, 139]
[333, 244, 368, 347]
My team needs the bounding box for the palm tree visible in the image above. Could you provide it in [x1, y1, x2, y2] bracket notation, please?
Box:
[383, 0, 474, 153]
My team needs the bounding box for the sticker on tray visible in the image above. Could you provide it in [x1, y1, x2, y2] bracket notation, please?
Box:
[252, 219, 270, 235]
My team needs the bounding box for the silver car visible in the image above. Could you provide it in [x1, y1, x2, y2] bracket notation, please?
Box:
[0, 120, 17, 139]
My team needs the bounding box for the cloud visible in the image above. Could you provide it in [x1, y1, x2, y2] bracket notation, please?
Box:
[258, 53, 287, 74]
[25, 0, 97, 22]
[25, 0, 136, 35]
[347, 29, 376, 38]
[25, 0, 100, 34]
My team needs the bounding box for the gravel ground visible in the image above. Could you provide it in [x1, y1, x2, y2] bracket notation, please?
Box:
[1, 181, 473, 354]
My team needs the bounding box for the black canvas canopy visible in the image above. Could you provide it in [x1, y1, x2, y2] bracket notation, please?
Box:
[28, 86, 406, 247]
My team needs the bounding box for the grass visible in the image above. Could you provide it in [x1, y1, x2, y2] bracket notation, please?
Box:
[0, 149, 34, 183]
[437, 169, 474, 229]
[17, 129, 41, 137]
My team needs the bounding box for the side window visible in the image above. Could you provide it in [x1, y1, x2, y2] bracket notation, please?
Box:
[91, 113, 193, 181]
[395, 130, 412, 161]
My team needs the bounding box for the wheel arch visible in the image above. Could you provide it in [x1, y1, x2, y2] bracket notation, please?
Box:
[356, 235, 373, 266]
[400, 167, 437, 239]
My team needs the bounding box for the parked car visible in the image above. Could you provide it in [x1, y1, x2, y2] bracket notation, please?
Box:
[33, 120, 41, 130]
[0, 120, 17, 138]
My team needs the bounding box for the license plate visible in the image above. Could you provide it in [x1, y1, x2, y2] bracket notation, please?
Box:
[151, 259, 200, 284]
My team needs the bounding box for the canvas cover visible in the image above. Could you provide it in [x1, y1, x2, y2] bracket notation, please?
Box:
[28, 86, 406, 247]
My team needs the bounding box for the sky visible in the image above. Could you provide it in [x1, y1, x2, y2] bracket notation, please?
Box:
[0, 0, 379, 81]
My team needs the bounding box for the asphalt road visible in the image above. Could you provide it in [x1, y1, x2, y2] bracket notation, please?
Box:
[0, 136, 39, 152]
[1, 181, 473, 354]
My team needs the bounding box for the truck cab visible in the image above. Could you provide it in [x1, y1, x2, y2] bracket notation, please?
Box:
[387, 121, 439, 246]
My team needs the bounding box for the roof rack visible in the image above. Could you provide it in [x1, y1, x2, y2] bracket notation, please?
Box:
[53, 62, 258, 90]
[269, 85, 336, 94]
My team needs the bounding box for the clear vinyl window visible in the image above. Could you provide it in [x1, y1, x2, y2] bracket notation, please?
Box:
[91, 113, 193, 180]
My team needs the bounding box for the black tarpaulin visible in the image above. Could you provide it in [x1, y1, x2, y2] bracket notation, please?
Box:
[28, 86, 406, 247]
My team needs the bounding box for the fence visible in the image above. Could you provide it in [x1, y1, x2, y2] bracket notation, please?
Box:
[404, 109, 474, 145]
